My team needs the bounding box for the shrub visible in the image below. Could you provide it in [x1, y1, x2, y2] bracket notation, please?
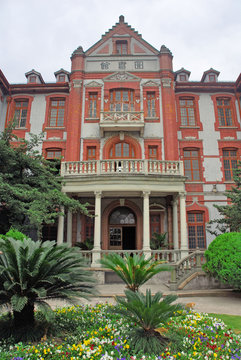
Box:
[0, 236, 95, 337]
[203, 232, 241, 289]
[0, 229, 27, 241]
[100, 253, 170, 292]
[114, 289, 184, 354]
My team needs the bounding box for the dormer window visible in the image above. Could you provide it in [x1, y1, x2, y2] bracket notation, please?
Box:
[209, 74, 216, 82]
[180, 74, 187, 81]
[116, 41, 128, 55]
[29, 76, 36, 83]
[58, 75, 65, 82]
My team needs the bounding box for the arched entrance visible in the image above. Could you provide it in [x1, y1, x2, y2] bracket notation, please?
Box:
[109, 207, 136, 250]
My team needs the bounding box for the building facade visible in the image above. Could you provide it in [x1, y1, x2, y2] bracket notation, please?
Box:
[1, 16, 241, 265]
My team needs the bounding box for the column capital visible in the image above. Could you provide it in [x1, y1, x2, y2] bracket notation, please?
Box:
[94, 191, 102, 198]
[179, 191, 186, 199]
[171, 195, 178, 206]
[142, 191, 151, 198]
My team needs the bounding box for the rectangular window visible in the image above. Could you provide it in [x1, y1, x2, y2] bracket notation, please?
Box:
[184, 149, 201, 181]
[116, 41, 128, 55]
[87, 146, 96, 160]
[223, 149, 237, 180]
[46, 150, 62, 159]
[29, 76, 36, 83]
[49, 99, 65, 127]
[209, 75, 216, 82]
[179, 75, 187, 81]
[150, 214, 161, 236]
[179, 98, 196, 126]
[110, 89, 134, 112]
[58, 75, 65, 82]
[188, 213, 205, 249]
[147, 92, 156, 117]
[85, 216, 94, 240]
[217, 98, 233, 126]
[88, 93, 97, 118]
[14, 100, 28, 128]
[148, 145, 158, 159]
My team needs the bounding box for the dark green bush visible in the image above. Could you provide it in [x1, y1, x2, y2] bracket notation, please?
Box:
[203, 232, 241, 289]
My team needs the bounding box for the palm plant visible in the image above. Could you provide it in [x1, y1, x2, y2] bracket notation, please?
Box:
[0, 236, 95, 329]
[100, 253, 170, 292]
[114, 289, 184, 354]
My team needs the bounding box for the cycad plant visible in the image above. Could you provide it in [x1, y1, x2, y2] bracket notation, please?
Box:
[114, 289, 184, 354]
[100, 253, 170, 292]
[0, 236, 95, 330]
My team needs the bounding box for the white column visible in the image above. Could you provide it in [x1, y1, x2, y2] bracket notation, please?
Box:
[143, 191, 151, 254]
[57, 206, 65, 245]
[172, 196, 178, 250]
[180, 192, 188, 257]
[67, 210, 72, 247]
[91, 191, 102, 267]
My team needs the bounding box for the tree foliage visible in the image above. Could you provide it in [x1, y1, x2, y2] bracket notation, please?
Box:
[209, 162, 241, 235]
[100, 253, 170, 292]
[114, 289, 184, 354]
[0, 235, 95, 330]
[203, 232, 241, 289]
[0, 124, 88, 238]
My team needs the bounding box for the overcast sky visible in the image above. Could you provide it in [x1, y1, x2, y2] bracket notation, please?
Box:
[1, 0, 240, 84]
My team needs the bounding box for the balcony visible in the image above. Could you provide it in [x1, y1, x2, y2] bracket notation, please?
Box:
[61, 159, 184, 177]
[100, 111, 144, 136]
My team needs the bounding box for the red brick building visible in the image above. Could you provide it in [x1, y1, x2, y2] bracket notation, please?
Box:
[1, 16, 241, 265]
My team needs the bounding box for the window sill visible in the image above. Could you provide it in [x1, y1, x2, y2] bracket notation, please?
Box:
[14, 127, 27, 130]
[185, 181, 204, 184]
[218, 126, 238, 129]
[85, 118, 100, 122]
[45, 127, 65, 130]
[224, 180, 235, 184]
[179, 126, 200, 129]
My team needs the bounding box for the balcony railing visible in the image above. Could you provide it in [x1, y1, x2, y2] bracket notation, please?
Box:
[100, 111, 144, 136]
[61, 159, 184, 177]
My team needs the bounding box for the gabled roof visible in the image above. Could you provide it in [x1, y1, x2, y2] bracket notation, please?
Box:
[85, 15, 159, 56]
[201, 68, 220, 82]
[0, 69, 10, 95]
[25, 69, 44, 83]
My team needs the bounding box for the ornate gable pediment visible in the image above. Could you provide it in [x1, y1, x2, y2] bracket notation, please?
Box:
[142, 80, 159, 87]
[104, 71, 140, 82]
[85, 81, 103, 87]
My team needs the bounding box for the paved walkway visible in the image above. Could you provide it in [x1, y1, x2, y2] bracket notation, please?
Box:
[49, 284, 241, 316]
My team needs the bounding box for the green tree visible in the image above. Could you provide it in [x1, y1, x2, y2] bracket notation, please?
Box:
[0, 235, 95, 330]
[209, 162, 241, 235]
[0, 124, 88, 238]
[114, 289, 184, 354]
[203, 232, 241, 289]
[100, 253, 170, 292]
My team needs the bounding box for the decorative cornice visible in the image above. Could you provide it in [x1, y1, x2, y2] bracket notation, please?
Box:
[104, 71, 140, 82]
[142, 80, 159, 87]
[161, 78, 172, 88]
[72, 79, 82, 88]
[85, 81, 103, 87]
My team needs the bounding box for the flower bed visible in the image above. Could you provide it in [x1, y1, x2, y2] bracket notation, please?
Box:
[1, 303, 240, 359]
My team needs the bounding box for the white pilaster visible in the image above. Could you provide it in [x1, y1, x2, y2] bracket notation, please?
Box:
[67, 210, 72, 247]
[143, 191, 151, 253]
[172, 196, 178, 250]
[92, 191, 102, 267]
[180, 192, 188, 257]
[57, 206, 65, 245]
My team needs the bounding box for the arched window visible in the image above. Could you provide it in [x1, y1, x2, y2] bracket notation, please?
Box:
[183, 148, 201, 181]
[109, 141, 135, 159]
[110, 89, 134, 111]
[188, 212, 206, 249]
[109, 207, 136, 225]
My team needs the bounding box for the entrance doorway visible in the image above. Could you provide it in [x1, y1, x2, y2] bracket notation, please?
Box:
[109, 207, 136, 250]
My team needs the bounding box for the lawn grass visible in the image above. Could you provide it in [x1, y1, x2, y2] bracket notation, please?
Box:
[209, 313, 241, 334]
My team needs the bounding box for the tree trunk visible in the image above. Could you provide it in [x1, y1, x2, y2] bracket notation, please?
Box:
[13, 303, 35, 328]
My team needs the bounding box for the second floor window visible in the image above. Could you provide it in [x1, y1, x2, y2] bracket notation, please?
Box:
[179, 98, 196, 126]
[14, 100, 28, 128]
[147, 92, 156, 117]
[184, 149, 201, 181]
[116, 41, 128, 55]
[87, 146, 96, 160]
[217, 98, 233, 126]
[46, 150, 62, 159]
[223, 149, 238, 180]
[88, 93, 97, 118]
[110, 89, 134, 112]
[148, 145, 158, 160]
[109, 141, 135, 159]
[49, 99, 65, 127]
